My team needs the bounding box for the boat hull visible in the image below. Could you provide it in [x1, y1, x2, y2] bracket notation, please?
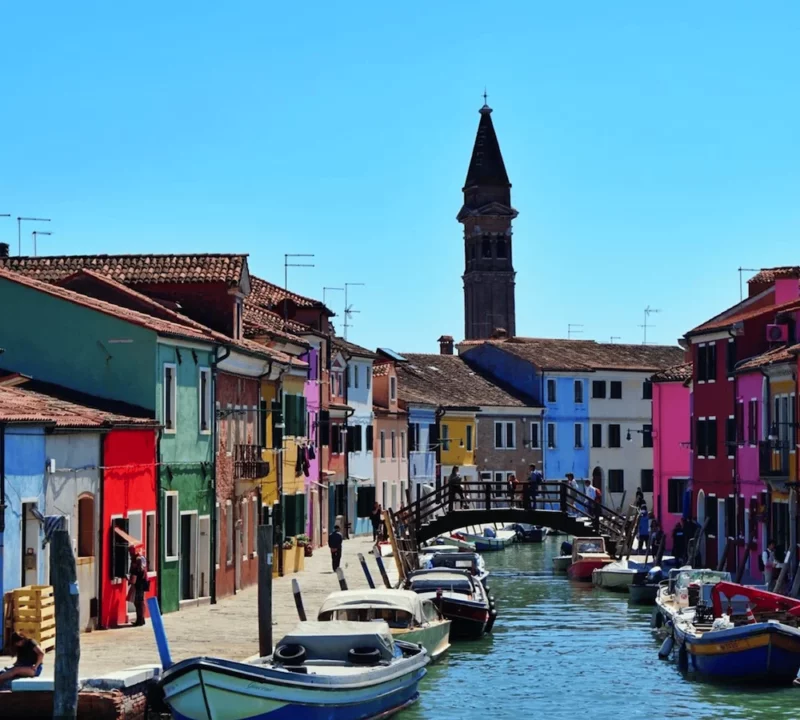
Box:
[568, 558, 612, 582]
[592, 568, 639, 591]
[398, 622, 452, 662]
[161, 652, 427, 720]
[552, 556, 572, 573]
[675, 622, 800, 682]
[438, 597, 489, 640]
[437, 536, 476, 552]
[628, 583, 658, 605]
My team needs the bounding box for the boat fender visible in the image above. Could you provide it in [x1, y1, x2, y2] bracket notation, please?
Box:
[274, 644, 307, 667]
[657, 635, 673, 659]
[348, 647, 382, 666]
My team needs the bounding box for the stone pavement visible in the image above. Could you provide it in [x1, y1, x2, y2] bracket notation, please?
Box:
[40, 535, 397, 679]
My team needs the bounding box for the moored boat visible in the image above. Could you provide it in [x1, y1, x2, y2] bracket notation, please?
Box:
[404, 568, 495, 639]
[566, 537, 613, 582]
[502, 523, 544, 543]
[317, 589, 451, 662]
[551, 541, 573, 574]
[159, 621, 428, 720]
[458, 526, 515, 552]
[436, 533, 477, 552]
[653, 568, 732, 631]
[593, 556, 676, 592]
[426, 550, 489, 589]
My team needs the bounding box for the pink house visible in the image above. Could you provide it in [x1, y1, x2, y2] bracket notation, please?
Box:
[652, 362, 692, 546]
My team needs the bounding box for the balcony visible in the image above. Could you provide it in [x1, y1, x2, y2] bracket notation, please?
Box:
[409, 451, 436, 482]
[758, 440, 790, 480]
[234, 444, 270, 481]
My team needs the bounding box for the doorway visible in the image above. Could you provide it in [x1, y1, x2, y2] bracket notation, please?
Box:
[21, 502, 39, 587]
[179, 513, 197, 600]
[198, 516, 211, 598]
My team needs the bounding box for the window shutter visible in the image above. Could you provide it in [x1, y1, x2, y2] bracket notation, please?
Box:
[428, 424, 439, 451]
[320, 410, 330, 446]
[495, 423, 503, 448]
[640, 469, 654, 493]
[708, 418, 718, 457]
[299, 396, 307, 436]
[271, 400, 283, 450]
[366, 425, 374, 452]
[259, 400, 268, 448]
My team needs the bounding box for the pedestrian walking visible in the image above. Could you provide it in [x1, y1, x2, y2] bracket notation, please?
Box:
[329, 524, 344, 572]
[448, 466, 468, 509]
[370, 502, 383, 542]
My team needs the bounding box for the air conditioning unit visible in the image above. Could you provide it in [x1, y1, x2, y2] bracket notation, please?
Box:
[766, 324, 789, 343]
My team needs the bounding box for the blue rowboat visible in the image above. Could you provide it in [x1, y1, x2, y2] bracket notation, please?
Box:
[159, 621, 428, 720]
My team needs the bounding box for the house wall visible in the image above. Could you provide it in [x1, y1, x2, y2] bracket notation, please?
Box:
[542, 374, 589, 481]
[588, 370, 654, 509]
[346, 358, 374, 536]
[44, 433, 101, 632]
[652, 381, 691, 543]
[156, 342, 215, 613]
[1, 425, 46, 649]
[374, 414, 408, 512]
[260, 379, 280, 508]
[101, 429, 158, 629]
[303, 345, 321, 541]
[0, 277, 157, 408]
[439, 413, 476, 471]
[215, 371, 260, 600]
[476, 412, 544, 483]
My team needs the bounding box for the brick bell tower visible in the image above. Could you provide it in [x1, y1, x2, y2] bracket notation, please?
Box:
[458, 98, 518, 341]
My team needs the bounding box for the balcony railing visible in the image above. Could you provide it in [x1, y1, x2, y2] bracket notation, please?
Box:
[758, 440, 790, 479]
[234, 444, 270, 481]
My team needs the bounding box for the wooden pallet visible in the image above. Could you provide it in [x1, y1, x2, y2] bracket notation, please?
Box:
[4, 585, 56, 653]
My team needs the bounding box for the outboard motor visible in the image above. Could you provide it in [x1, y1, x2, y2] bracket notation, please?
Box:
[560, 541, 573, 557]
[483, 527, 497, 538]
[646, 566, 663, 584]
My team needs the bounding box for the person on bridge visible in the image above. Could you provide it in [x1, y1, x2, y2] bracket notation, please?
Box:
[448, 466, 468, 509]
[527, 464, 543, 509]
[507, 473, 519, 508]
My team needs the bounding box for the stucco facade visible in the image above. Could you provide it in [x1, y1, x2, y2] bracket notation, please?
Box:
[407, 404, 437, 499]
[373, 361, 408, 513]
[542, 373, 590, 483]
[476, 408, 544, 487]
[345, 355, 374, 536]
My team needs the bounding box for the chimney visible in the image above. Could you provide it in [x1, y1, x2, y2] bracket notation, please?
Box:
[0, 243, 8, 258]
[438, 335, 454, 355]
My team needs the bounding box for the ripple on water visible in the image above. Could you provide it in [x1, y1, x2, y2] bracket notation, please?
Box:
[397, 542, 800, 720]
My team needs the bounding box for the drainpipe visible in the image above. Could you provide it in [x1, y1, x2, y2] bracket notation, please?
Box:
[209, 344, 232, 604]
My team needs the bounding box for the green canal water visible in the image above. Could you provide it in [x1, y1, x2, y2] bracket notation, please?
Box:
[398, 539, 800, 720]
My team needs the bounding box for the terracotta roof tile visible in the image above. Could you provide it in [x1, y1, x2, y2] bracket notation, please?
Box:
[243, 301, 307, 342]
[689, 295, 800, 335]
[372, 363, 391, 377]
[332, 337, 378, 359]
[397, 354, 530, 407]
[249, 275, 324, 310]
[748, 267, 800, 286]
[0, 382, 156, 428]
[0, 253, 246, 287]
[735, 346, 796, 372]
[651, 362, 693, 383]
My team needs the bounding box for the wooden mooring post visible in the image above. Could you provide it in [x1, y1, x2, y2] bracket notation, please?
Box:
[52, 528, 80, 719]
[257, 524, 274, 658]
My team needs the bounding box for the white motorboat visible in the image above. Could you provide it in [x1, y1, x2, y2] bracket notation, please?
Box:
[592, 555, 676, 592]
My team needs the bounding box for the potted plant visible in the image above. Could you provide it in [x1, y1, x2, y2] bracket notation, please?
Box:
[282, 537, 295, 574]
[295, 534, 311, 570]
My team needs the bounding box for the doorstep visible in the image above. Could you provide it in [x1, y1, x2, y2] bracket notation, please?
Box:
[178, 596, 212, 610]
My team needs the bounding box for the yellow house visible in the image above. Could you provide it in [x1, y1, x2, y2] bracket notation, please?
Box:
[440, 409, 478, 482]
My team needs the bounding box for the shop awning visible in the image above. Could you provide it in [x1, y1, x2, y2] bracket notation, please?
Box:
[114, 526, 142, 546]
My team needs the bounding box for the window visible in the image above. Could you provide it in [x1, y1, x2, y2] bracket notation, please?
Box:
[354, 365, 359, 389]
[165, 492, 179, 560]
[380, 430, 386, 459]
[708, 418, 718, 458]
[110, 517, 129, 579]
[199, 368, 211, 433]
[609, 424, 621, 448]
[128, 511, 142, 564]
[697, 343, 717, 382]
[482, 238, 492, 258]
[530, 422, 540, 449]
[695, 418, 717, 458]
[77, 494, 95, 558]
[225, 501, 233, 564]
[735, 402, 744, 448]
[346, 425, 362, 453]
[610, 381, 622, 399]
[146, 512, 157, 573]
[215, 504, 221, 567]
[466, 425, 473, 452]
[366, 424, 374, 452]
[642, 380, 653, 400]
[726, 416, 736, 456]
[163, 364, 177, 432]
[640, 469, 654, 493]
[574, 380, 584, 404]
[547, 379, 556, 403]
[668, 478, 686, 514]
[592, 381, 606, 399]
[391, 431, 397, 459]
[401, 431, 406, 457]
[642, 424, 653, 448]
[608, 469, 624, 493]
[331, 423, 342, 454]
[441, 424, 450, 451]
[409, 424, 418, 452]
[496, 238, 507, 258]
[494, 421, 515, 449]
[574, 423, 583, 449]
[390, 376, 397, 402]
[547, 423, 556, 449]
[592, 424, 602, 448]
[284, 395, 307, 437]
[366, 368, 371, 389]
[726, 338, 737, 376]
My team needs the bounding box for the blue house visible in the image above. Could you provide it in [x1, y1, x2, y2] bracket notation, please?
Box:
[459, 341, 590, 481]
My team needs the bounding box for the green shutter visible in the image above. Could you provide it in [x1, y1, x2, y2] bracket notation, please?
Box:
[295, 493, 305, 537]
[299, 396, 307, 437]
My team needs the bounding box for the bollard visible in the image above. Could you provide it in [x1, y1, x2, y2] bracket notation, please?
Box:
[358, 553, 376, 589]
[335, 567, 348, 591]
[292, 579, 307, 621]
[373, 550, 393, 588]
[146, 597, 173, 670]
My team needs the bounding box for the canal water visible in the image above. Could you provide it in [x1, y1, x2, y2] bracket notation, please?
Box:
[398, 538, 800, 720]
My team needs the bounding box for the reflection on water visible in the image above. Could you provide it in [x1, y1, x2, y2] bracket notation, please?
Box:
[397, 539, 800, 720]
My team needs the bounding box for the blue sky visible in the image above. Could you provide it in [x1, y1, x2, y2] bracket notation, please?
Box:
[2, 2, 800, 353]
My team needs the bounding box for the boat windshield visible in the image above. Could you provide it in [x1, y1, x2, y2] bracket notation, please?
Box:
[575, 541, 604, 554]
[319, 608, 414, 629]
[675, 570, 731, 590]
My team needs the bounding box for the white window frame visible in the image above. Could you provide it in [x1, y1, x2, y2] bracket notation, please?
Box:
[390, 376, 397, 402]
[146, 511, 157, 576]
[494, 420, 516, 450]
[225, 500, 234, 565]
[199, 367, 212, 435]
[163, 363, 177, 434]
[547, 422, 557, 449]
[574, 423, 584, 449]
[530, 421, 541, 449]
[165, 491, 179, 561]
[215, 503, 221, 569]
[251, 498, 260, 558]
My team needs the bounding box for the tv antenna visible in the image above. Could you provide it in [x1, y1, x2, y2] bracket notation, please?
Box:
[283, 253, 315, 322]
[738, 267, 758, 301]
[323, 286, 344, 308]
[343, 282, 365, 340]
[17, 216, 51, 256]
[639, 306, 661, 345]
[32, 230, 53, 257]
[610, 336, 621, 343]
[567, 324, 584, 339]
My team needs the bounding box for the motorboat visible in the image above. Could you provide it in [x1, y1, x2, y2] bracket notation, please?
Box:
[418, 544, 462, 565]
[436, 533, 477, 552]
[317, 589, 451, 662]
[566, 537, 613, 582]
[551, 541, 573, 574]
[159, 621, 428, 720]
[592, 556, 677, 592]
[653, 568, 732, 632]
[425, 550, 489, 589]
[628, 567, 665, 605]
[669, 581, 800, 682]
[404, 568, 496, 639]
[457, 526, 516, 552]
[502, 523, 544, 543]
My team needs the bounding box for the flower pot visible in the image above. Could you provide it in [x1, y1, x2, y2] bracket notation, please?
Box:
[294, 545, 305, 572]
[283, 548, 294, 574]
